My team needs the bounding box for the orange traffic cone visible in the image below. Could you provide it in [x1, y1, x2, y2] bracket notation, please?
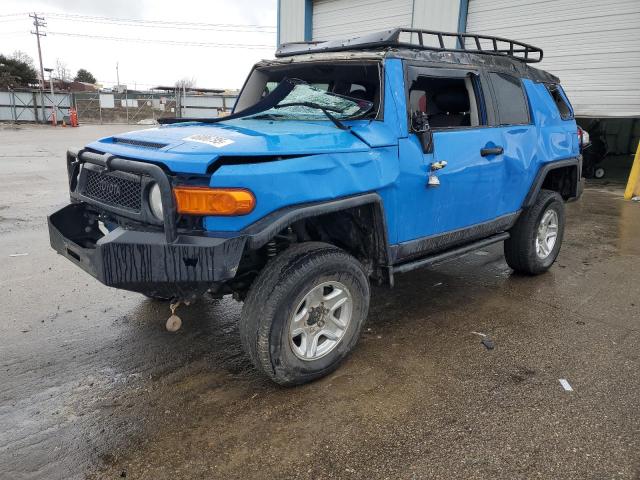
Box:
[70, 108, 79, 127]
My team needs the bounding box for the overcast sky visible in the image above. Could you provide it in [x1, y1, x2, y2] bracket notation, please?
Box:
[0, 0, 277, 90]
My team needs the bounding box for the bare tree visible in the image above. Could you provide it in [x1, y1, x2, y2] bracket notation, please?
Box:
[175, 77, 197, 91]
[55, 58, 71, 82]
[11, 50, 35, 68]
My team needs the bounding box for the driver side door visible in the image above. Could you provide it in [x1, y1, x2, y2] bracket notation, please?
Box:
[395, 66, 507, 256]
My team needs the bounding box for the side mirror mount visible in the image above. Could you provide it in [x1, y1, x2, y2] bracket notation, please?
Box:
[411, 111, 434, 154]
[419, 129, 433, 154]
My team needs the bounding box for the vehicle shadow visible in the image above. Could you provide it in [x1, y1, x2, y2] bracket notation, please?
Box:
[114, 244, 515, 382]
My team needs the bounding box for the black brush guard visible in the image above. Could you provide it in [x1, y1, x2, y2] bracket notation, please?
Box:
[48, 150, 246, 297]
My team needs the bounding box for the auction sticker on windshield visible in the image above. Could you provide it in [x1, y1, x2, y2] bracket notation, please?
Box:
[184, 134, 234, 148]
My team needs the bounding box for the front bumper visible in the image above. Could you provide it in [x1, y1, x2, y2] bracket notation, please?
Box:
[48, 203, 246, 296]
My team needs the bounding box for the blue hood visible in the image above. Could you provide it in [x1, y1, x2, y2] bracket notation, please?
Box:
[86, 119, 396, 174]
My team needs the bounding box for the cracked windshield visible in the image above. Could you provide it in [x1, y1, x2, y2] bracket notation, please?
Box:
[246, 82, 374, 121]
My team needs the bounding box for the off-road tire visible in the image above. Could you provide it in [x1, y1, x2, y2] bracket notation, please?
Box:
[240, 242, 370, 386]
[504, 189, 565, 275]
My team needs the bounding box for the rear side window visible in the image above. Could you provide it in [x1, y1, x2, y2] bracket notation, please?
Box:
[488, 72, 530, 125]
[546, 84, 573, 120]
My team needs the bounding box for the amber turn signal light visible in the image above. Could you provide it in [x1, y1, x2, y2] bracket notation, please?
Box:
[173, 187, 256, 216]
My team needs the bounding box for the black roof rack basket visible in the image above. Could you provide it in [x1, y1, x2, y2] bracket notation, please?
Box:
[276, 28, 543, 63]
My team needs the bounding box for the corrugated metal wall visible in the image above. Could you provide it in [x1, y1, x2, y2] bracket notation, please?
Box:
[411, 0, 460, 35]
[312, 0, 412, 40]
[0, 91, 70, 122]
[410, 0, 461, 48]
[466, 0, 640, 118]
[311, 0, 460, 41]
[0, 90, 237, 124]
[279, 0, 307, 44]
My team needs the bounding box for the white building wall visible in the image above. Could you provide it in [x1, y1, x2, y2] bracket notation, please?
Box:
[311, 0, 461, 41]
[312, 0, 412, 40]
[466, 0, 640, 117]
[410, 0, 461, 48]
[411, 0, 460, 31]
[279, 0, 307, 44]
[277, 0, 461, 44]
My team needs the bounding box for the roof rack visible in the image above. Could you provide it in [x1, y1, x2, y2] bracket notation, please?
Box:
[276, 28, 543, 64]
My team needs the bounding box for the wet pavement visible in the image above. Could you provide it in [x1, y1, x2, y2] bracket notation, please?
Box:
[0, 124, 638, 480]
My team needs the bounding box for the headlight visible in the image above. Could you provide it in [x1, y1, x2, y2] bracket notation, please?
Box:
[148, 183, 163, 220]
[173, 187, 256, 216]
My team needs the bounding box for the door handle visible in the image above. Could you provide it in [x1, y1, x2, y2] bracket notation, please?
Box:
[480, 146, 504, 157]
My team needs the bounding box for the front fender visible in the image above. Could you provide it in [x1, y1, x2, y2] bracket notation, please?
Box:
[203, 147, 399, 232]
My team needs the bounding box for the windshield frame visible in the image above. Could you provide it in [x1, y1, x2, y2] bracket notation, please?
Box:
[233, 60, 384, 122]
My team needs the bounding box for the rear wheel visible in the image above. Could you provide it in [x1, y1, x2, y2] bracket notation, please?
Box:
[240, 242, 370, 386]
[504, 189, 565, 275]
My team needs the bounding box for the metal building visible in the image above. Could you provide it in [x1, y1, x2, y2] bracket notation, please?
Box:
[277, 0, 640, 119]
[465, 0, 640, 118]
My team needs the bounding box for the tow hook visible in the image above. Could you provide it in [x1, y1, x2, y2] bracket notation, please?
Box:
[166, 300, 189, 332]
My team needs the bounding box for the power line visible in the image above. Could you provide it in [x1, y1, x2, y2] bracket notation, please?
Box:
[43, 12, 276, 31]
[0, 17, 30, 23]
[45, 18, 275, 34]
[47, 31, 275, 49]
[0, 30, 26, 37]
[0, 12, 29, 18]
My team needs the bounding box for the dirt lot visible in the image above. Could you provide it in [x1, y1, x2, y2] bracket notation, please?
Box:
[0, 124, 638, 480]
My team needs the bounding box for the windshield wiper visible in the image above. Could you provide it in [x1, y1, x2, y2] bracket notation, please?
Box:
[275, 102, 350, 130]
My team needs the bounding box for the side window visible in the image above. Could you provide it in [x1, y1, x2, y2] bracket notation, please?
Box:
[408, 74, 484, 129]
[488, 72, 530, 125]
[263, 81, 279, 97]
[546, 84, 573, 120]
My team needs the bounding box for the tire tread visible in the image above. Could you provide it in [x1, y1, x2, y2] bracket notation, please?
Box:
[240, 242, 368, 385]
[504, 189, 565, 275]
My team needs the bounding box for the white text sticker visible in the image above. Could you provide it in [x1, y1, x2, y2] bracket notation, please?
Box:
[184, 134, 234, 148]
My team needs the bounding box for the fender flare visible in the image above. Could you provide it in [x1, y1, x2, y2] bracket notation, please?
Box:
[241, 193, 392, 273]
[241, 192, 393, 286]
[522, 156, 582, 208]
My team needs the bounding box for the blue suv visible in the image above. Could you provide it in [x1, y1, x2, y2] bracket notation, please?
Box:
[49, 29, 582, 385]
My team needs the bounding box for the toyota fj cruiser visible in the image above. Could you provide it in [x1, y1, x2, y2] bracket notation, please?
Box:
[49, 29, 582, 385]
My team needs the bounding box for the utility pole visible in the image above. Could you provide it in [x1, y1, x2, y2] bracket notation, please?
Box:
[116, 62, 120, 91]
[29, 13, 46, 90]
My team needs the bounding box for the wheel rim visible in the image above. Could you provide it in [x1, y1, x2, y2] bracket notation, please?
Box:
[288, 281, 353, 361]
[535, 209, 559, 259]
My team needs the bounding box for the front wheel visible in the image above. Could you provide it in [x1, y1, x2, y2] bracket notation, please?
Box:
[504, 189, 565, 275]
[240, 242, 370, 386]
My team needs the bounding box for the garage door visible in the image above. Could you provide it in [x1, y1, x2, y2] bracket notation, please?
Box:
[466, 0, 640, 117]
[312, 0, 413, 41]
